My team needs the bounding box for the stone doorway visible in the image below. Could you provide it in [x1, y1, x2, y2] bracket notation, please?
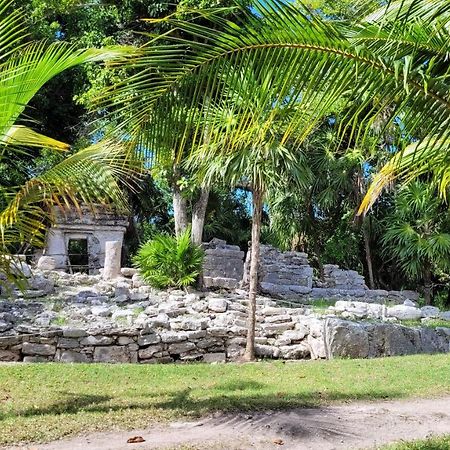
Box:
[67, 238, 89, 274]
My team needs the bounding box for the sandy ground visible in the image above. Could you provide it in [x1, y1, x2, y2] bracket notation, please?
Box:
[10, 396, 450, 450]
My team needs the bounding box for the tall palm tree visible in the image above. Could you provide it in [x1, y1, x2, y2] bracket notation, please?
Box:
[0, 0, 137, 281]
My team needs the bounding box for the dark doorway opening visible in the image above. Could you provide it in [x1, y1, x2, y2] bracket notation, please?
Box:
[67, 238, 89, 273]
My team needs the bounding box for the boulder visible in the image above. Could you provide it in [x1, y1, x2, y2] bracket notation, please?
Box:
[59, 350, 90, 363]
[326, 319, 369, 359]
[208, 298, 228, 313]
[22, 342, 56, 356]
[121, 267, 138, 278]
[421, 306, 440, 318]
[0, 349, 20, 361]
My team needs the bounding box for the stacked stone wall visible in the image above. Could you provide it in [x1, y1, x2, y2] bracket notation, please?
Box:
[202, 239, 245, 289]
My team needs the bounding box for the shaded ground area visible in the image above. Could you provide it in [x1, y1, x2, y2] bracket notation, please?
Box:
[10, 396, 450, 450]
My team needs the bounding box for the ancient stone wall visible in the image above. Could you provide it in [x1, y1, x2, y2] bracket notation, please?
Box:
[0, 267, 449, 363]
[202, 239, 245, 289]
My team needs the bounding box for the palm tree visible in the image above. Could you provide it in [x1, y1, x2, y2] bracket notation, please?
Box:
[0, 0, 137, 280]
[382, 181, 450, 304]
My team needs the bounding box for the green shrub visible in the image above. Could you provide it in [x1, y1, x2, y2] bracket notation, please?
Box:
[134, 230, 204, 289]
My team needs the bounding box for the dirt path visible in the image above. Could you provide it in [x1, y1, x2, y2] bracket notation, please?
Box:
[11, 396, 450, 450]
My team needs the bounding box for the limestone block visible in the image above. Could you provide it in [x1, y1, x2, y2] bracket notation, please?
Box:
[255, 344, 280, 358]
[132, 273, 145, 288]
[137, 334, 161, 346]
[22, 342, 56, 356]
[121, 267, 138, 278]
[0, 349, 20, 361]
[202, 352, 226, 363]
[91, 306, 112, 317]
[29, 275, 55, 294]
[0, 321, 13, 332]
[57, 338, 80, 349]
[80, 335, 114, 346]
[37, 256, 57, 271]
[93, 346, 130, 363]
[138, 345, 164, 359]
[168, 341, 196, 354]
[279, 344, 310, 359]
[387, 305, 422, 320]
[421, 306, 440, 318]
[59, 350, 90, 363]
[103, 241, 122, 280]
[62, 328, 87, 338]
[208, 298, 228, 313]
[160, 331, 188, 343]
[440, 311, 450, 321]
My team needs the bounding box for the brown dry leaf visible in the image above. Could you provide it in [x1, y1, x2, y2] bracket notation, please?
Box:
[127, 436, 145, 444]
[273, 438, 284, 445]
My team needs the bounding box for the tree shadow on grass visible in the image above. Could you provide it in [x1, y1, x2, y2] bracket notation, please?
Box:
[0, 382, 406, 430]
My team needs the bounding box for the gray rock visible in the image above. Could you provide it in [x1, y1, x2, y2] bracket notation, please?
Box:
[279, 344, 310, 359]
[421, 306, 440, 318]
[22, 342, 56, 356]
[168, 342, 196, 354]
[208, 298, 228, 313]
[139, 345, 164, 359]
[387, 305, 422, 321]
[59, 350, 90, 363]
[37, 256, 57, 271]
[93, 346, 130, 363]
[161, 331, 188, 343]
[137, 334, 161, 346]
[91, 306, 112, 317]
[440, 311, 450, 321]
[121, 267, 138, 278]
[80, 335, 114, 346]
[0, 321, 13, 332]
[203, 352, 226, 363]
[326, 319, 369, 359]
[63, 328, 87, 338]
[0, 349, 20, 361]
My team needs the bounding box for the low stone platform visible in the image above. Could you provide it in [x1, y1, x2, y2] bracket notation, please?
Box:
[0, 269, 449, 363]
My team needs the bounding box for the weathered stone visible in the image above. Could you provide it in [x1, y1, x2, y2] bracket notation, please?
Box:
[279, 344, 310, 359]
[168, 342, 196, 354]
[261, 322, 295, 335]
[80, 335, 114, 346]
[160, 331, 188, 343]
[37, 256, 57, 271]
[0, 349, 20, 361]
[59, 350, 90, 363]
[63, 328, 87, 338]
[93, 346, 130, 363]
[23, 356, 50, 363]
[255, 344, 280, 358]
[138, 345, 164, 359]
[22, 342, 56, 356]
[326, 319, 369, 359]
[117, 336, 134, 345]
[121, 267, 138, 278]
[57, 338, 80, 349]
[91, 306, 112, 317]
[103, 241, 122, 280]
[0, 321, 13, 332]
[137, 334, 161, 346]
[387, 305, 422, 321]
[440, 311, 450, 321]
[421, 306, 440, 318]
[208, 298, 228, 313]
[203, 352, 226, 363]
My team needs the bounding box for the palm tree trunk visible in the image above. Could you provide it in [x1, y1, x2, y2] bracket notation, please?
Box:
[363, 219, 375, 289]
[172, 183, 189, 237]
[191, 185, 210, 246]
[243, 187, 263, 362]
[423, 266, 432, 305]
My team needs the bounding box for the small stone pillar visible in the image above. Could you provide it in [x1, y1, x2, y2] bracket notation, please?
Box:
[103, 241, 122, 280]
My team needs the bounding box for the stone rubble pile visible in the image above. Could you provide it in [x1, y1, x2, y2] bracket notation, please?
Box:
[0, 268, 449, 364]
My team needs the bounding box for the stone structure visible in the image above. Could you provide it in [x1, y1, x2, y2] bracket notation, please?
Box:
[38, 206, 128, 274]
[243, 244, 418, 304]
[244, 244, 313, 298]
[202, 239, 245, 289]
[0, 268, 449, 363]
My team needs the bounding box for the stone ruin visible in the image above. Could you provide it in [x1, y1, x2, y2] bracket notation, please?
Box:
[205, 242, 419, 304]
[36, 206, 128, 275]
[202, 239, 244, 290]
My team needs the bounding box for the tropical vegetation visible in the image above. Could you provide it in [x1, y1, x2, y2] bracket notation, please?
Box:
[2, 0, 450, 360]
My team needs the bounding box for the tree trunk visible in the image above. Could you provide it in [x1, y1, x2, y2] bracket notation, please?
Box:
[191, 185, 210, 246]
[243, 187, 263, 362]
[172, 183, 189, 237]
[362, 219, 375, 289]
[423, 266, 433, 305]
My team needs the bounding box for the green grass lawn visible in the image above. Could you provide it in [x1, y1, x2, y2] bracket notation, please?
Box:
[383, 435, 450, 450]
[0, 354, 449, 445]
